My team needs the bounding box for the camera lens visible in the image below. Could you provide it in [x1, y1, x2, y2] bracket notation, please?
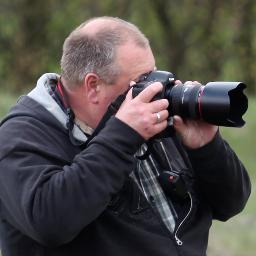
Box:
[166, 82, 248, 127]
[167, 84, 202, 119]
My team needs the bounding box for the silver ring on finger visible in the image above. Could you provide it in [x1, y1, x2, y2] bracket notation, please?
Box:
[156, 112, 161, 123]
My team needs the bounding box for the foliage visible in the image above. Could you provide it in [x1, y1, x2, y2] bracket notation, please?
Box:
[0, 0, 256, 93]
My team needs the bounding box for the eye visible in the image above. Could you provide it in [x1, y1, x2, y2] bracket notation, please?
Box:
[136, 71, 152, 83]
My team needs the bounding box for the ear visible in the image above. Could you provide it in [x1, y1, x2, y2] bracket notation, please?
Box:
[84, 73, 101, 104]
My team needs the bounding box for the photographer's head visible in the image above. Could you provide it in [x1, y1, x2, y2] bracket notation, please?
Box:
[60, 16, 155, 128]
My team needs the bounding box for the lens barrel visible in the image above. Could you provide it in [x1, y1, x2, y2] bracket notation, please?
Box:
[167, 82, 248, 127]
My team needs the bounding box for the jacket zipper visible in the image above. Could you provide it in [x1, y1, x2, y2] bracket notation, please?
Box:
[135, 141, 194, 249]
[174, 192, 193, 246]
[158, 141, 194, 246]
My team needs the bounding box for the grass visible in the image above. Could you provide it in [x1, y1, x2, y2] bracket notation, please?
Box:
[0, 91, 18, 118]
[0, 91, 255, 255]
[208, 98, 256, 256]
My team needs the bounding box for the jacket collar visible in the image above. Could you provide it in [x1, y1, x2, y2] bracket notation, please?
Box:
[28, 73, 88, 144]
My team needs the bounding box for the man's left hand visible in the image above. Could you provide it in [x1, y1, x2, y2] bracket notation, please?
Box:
[173, 115, 218, 149]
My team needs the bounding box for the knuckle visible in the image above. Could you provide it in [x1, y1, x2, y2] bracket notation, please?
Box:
[163, 110, 169, 119]
[140, 114, 151, 126]
[136, 105, 145, 115]
[150, 82, 163, 92]
[161, 99, 169, 108]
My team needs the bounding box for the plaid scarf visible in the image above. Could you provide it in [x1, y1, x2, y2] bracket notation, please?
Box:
[134, 143, 177, 233]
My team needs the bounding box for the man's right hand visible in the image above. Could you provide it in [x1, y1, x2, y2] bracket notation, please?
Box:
[115, 82, 169, 140]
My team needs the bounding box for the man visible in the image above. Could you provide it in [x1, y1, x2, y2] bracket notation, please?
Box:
[0, 16, 251, 256]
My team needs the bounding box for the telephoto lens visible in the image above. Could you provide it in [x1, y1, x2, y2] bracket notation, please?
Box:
[132, 71, 248, 127]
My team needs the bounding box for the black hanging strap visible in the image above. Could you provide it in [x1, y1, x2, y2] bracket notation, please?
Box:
[84, 90, 128, 147]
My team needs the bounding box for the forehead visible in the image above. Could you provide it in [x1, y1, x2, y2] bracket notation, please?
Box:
[116, 42, 155, 80]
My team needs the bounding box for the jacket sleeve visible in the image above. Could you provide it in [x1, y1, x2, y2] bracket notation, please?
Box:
[0, 116, 144, 247]
[186, 131, 251, 221]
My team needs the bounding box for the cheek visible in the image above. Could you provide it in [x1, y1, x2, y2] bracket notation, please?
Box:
[101, 95, 115, 107]
[100, 82, 129, 107]
[103, 89, 122, 105]
[98, 93, 117, 116]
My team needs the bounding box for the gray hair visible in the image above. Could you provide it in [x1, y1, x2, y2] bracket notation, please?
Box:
[60, 17, 149, 88]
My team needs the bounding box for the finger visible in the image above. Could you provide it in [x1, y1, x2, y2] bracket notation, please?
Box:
[192, 80, 200, 85]
[129, 81, 136, 86]
[134, 82, 163, 103]
[175, 80, 183, 85]
[184, 81, 193, 86]
[173, 115, 186, 132]
[184, 80, 201, 86]
[153, 120, 168, 134]
[153, 110, 169, 124]
[173, 115, 191, 143]
[149, 98, 169, 113]
[143, 119, 168, 140]
[125, 87, 133, 100]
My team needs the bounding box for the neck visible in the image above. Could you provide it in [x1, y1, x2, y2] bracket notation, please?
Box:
[75, 118, 94, 135]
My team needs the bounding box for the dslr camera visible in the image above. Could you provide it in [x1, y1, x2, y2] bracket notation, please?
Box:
[132, 70, 248, 127]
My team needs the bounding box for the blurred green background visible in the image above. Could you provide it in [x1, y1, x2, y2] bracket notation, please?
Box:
[0, 0, 255, 255]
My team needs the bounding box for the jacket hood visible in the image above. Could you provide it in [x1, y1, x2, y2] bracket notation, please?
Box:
[2, 73, 88, 144]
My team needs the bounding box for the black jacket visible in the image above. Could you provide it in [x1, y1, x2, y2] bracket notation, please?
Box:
[0, 96, 251, 256]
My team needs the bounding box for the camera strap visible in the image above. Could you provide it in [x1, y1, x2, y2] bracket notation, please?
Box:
[136, 136, 193, 202]
[84, 89, 129, 147]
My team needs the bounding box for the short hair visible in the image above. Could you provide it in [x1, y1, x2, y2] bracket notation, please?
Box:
[60, 16, 149, 88]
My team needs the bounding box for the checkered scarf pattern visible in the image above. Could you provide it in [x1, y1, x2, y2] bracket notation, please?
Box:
[134, 143, 176, 233]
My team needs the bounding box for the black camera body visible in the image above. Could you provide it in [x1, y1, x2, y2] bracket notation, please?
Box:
[132, 70, 248, 127]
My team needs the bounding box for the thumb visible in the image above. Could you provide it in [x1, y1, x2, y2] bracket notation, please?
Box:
[173, 115, 186, 134]
[125, 87, 133, 100]
[173, 115, 191, 145]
